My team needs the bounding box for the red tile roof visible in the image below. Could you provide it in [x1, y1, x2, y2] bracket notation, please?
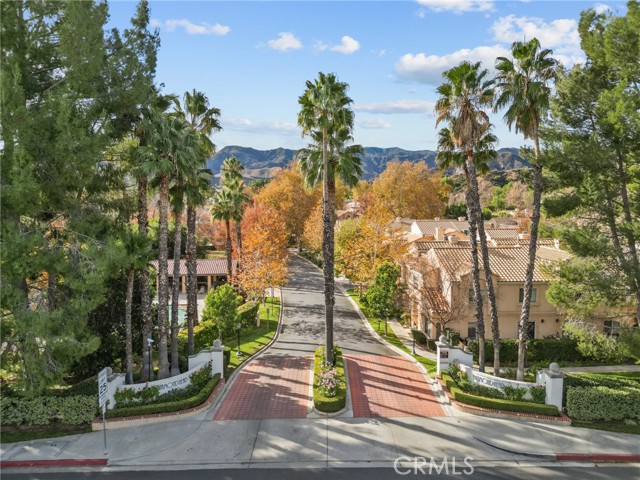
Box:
[149, 259, 234, 276]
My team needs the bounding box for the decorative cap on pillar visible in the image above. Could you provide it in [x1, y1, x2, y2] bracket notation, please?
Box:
[212, 339, 223, 351]
[549, 362, 560, 373]
[438, 335, 448, 345]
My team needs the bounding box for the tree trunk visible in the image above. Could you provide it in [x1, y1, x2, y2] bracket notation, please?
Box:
[466, 154, 500, 376]
[170, 200, 183, 376]
[225, 219, 233, 285]
[125, 267, 135, 385]
[235, 220, 243, 274]
[615, 148, 640, 323]
[516, 135, 543, 381]
[157, 174, 171, 379]
[186, 204, 197, 356]
[322, 130, 335, 366]
[138, 176, 153, 382]
[464, 165, 486, 372]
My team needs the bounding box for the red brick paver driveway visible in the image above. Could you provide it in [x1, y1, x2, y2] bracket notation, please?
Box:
[346, 354, 444, 418]
[213, 355, 312, 420]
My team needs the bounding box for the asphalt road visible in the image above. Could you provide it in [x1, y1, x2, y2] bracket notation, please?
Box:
[3, 465, 638, 480]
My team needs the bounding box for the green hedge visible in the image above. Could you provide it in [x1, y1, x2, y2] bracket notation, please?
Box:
[411, 329, 427, 344]
[106, 374, 220, 419]
[1, 395, 97, 426]
[566, 385, 640, 422]
[441, 373, 559, 416]
[238, 302, 259, 328]
[563, 373, 640, 408]
[468, 338, 586, 366]
[313, 347, 347, 413]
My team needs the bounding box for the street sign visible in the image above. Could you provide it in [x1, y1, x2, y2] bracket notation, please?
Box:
[98, 367, 108, 408]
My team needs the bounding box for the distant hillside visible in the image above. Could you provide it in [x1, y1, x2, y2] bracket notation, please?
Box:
[207, 146, 530, 182]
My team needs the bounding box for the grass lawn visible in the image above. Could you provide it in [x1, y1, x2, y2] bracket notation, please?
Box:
[572, 420, 640, 435]
[347, 289, 437, 376]
[226, 296, 280, 376]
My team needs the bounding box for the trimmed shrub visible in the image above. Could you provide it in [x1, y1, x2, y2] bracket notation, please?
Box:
[107, 374, 220, 419]
[411, 329, 427, 345]
[530, 386, 546, 404]
[313, 347, 346, 413]
[566, 386, 640, 421]
[0, 395, 97, 426]
[468, 338, 587, 366]
[441, 373, 558, 416]
[237, 302, 259, 328]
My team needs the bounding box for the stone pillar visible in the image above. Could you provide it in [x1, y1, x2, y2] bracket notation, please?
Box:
[211, 339, 225, 379]
[105, 368, 125, 410]
[436, 335, 450, 376]
[540, 362, 565, 412]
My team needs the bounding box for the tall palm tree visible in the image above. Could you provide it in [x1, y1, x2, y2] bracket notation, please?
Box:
[221, 157, 248, 270]
[140, 109, 197, 379]
[435, 61, 503, 374]
[211, 187, 236, 286]
[297, 72, 363, 365]
[494, 38, 557, 381]
[174, 90, 221, 355]
[183, 167, 212, 355]
[168, 127, 200, 376]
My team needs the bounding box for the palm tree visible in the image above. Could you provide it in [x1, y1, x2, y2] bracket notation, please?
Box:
[211, 187, 236, 286]
[121, 231, 151, 384]
[183, 167, 212, 355]
[494, 38, 557, 381]
[221, 157, 248, 271]
[174, 90, 221, 355]
[435, 61, 503, 374]
[297, 72, 363, 365]
[140, 110, 197, 379]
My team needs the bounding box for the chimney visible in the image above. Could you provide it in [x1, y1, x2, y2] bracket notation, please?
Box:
[435, 227, 444, 241]
[448, 235, 459, 244]
[553, 238, 560, 250]
[518, 233, 531, 240]
[458, 216, 466, 222]
[434, 217, 440, 221]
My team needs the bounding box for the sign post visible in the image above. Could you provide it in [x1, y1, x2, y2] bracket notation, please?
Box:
[98, 368, 108, 453]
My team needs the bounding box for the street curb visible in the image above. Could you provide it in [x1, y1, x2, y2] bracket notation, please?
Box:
[555, 453, 640, 463]
[473, 436, 556, 460]
[0, 458, 108, 468]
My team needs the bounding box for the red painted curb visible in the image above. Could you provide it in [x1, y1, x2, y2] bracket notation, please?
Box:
[556, 453, 640, 463]
[1, 458, 107, 468]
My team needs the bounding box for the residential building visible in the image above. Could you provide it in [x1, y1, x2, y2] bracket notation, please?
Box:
[150, 259, 234, 295]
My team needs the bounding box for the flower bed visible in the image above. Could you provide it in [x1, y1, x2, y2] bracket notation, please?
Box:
[313, 347, 346, 413]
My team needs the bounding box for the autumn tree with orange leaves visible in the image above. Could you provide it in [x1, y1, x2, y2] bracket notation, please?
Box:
[336, 203, 406, 293]
[371, 161, 449, 219]
[236, 203, 289, 301]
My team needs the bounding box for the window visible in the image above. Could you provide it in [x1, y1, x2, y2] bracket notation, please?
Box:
[604, 320, 621, 337]
[519, 287, 537, 303]
[467, 322, 477, 339]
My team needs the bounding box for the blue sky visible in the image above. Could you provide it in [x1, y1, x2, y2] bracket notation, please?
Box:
[108, 0, 627, 151]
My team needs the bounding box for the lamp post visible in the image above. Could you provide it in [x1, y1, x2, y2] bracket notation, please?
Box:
[236, 321, 242, 356]
[412, 327, 416, 355]
[266, 307, 270, 332]
[147, 338, 154, 381]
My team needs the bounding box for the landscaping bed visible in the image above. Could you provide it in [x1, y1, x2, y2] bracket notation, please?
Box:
[440, 370, 559, 417]
[313, 347, 346, 413]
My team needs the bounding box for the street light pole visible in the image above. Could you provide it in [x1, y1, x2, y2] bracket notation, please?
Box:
[147, 338, 154, 381]
[236, 321, 242, 356]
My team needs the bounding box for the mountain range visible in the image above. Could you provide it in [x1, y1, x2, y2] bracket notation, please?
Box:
[207, 146, 530, 182]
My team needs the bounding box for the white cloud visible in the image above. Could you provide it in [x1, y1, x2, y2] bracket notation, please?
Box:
[354, 100, 435, 114]
[417, 0, 494, 14]
[416, 9, 427, 19]
[358, 117, 392, 129]
[330, 36, 361, 55]
[266, 32, 303, 51]
[372, 49, 387, 57]
[594, 3, 611, 14]
[225, 118, 299, 135]
[490, 15, 584, 65]
[395, 45, 509, 84]
[151, 18, 230, 36]
[313, 40, 328, 52]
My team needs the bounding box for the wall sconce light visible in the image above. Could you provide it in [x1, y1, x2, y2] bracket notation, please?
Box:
[555, 318, 559, 323]
[541, 319, 545, 323]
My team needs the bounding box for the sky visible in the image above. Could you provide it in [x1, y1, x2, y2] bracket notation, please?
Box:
[108, 0, 628, 151]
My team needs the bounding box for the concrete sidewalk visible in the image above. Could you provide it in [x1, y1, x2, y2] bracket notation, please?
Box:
[386, 319, 438, 362]
[2, 415, 639, 470]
